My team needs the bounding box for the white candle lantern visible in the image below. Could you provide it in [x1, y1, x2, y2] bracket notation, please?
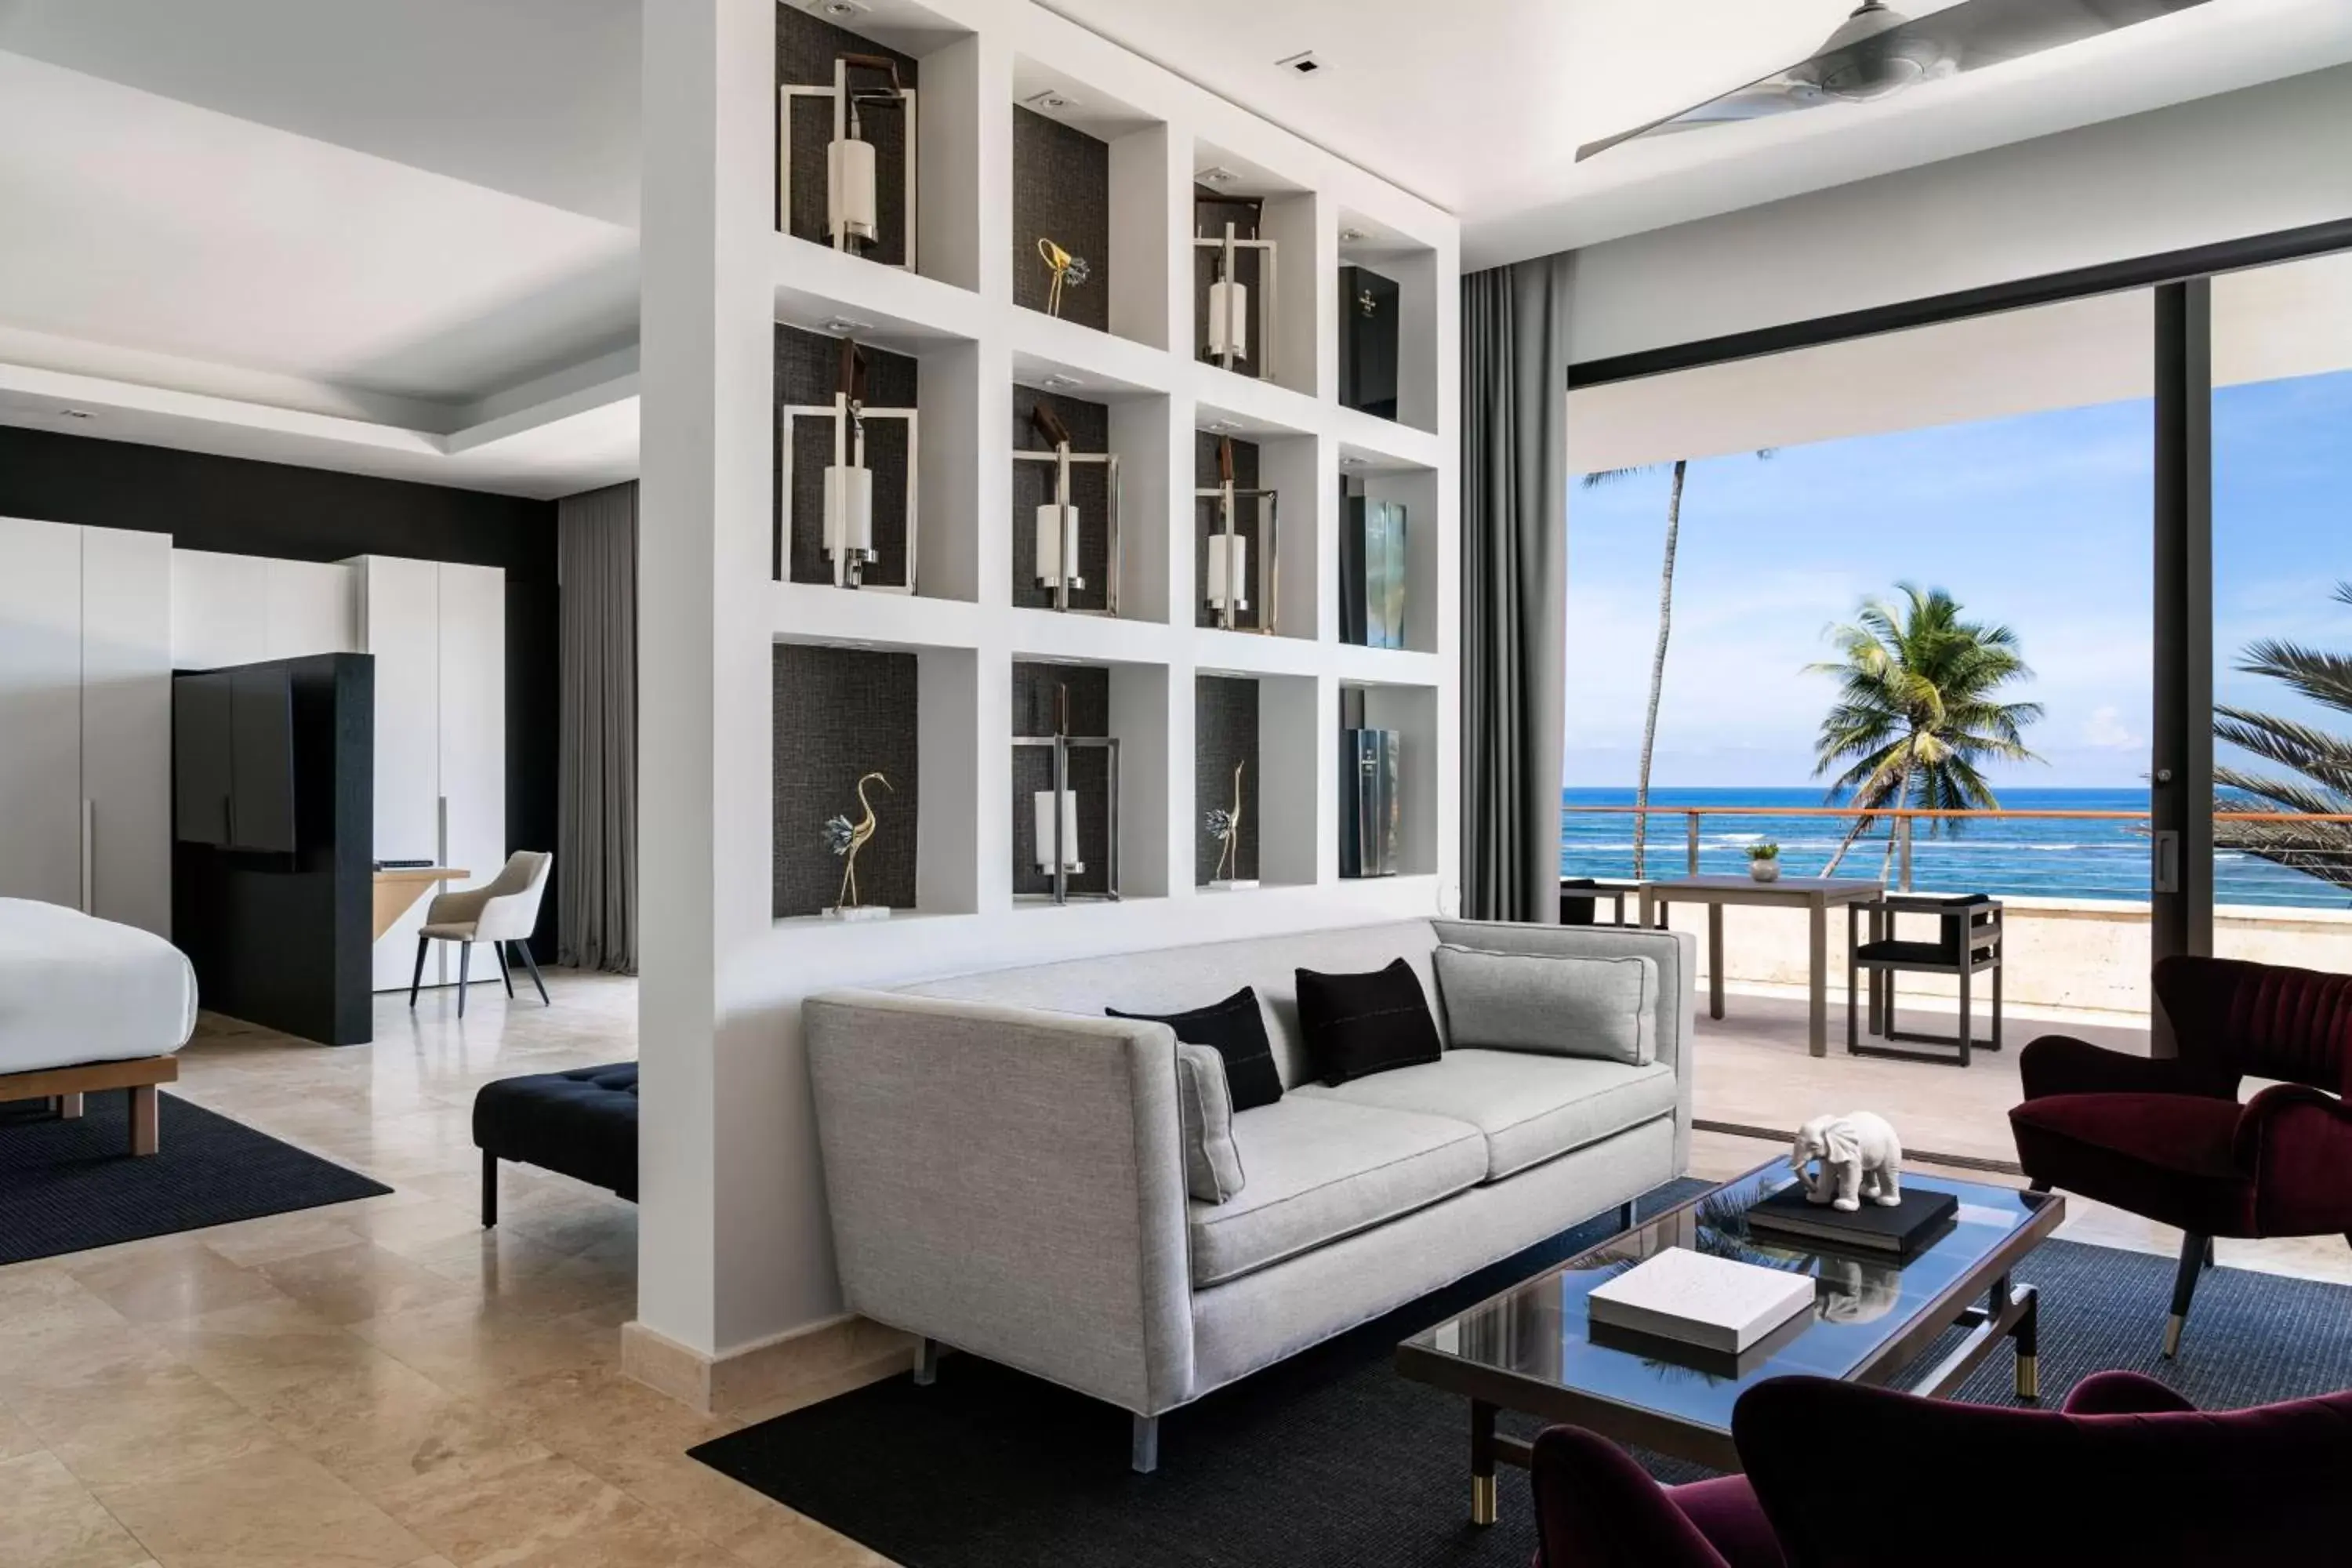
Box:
[780, 53, 917, 268]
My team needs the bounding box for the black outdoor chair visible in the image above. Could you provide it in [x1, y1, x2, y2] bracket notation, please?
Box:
[1847, 893, 2004, 1067]
[1562, 876, 1639, 927]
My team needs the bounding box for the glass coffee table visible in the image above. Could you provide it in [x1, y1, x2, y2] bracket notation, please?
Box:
[1396, 1160, 2064, 1523]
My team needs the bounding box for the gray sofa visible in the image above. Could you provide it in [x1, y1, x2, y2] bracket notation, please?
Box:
[804, 917, 1694, 1470]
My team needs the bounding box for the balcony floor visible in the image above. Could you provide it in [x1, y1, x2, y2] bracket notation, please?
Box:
[1690, 982, 2352, 1287]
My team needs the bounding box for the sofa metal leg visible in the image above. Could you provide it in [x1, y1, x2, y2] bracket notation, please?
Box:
[481, 1150, 497, 1228]
[1131, 1414, 1159, 1475]
[2163, 1232, 2207, 1358]
[913, 1337, 938, 1386]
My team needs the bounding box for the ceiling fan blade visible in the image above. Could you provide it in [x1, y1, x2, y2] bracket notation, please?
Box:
[1576, 0, 2213, 162]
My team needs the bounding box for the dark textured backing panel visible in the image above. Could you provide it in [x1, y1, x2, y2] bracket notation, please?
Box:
[1011, 386, 1112, 612]
[1338, 263, 1401, 418]
[1195, 676, 1261, 884]
[1193, 432, 1268, 630]
[776, 5, 918, 267]
[1192, 194, 1272, 379]
[773, 644, 920, 917]
[1011, 662, 1113, 898]
[776, 325, 920, 586]
[1011, 107, 1109, 332]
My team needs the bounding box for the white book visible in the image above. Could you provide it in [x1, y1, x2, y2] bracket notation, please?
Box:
[1587, 1247, 1818, 1354]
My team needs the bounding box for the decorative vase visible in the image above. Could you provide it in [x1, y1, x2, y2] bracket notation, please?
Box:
[1750, 859, 1781, 883]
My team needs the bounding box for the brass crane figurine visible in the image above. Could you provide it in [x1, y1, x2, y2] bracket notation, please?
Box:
[821, 771, 893, 911]
[1207, 759, 1244, 884]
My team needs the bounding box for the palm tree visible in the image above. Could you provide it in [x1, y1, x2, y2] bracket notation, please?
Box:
[2213, 581, 2352, 891]
[1581, 452, 1769, 878]
[1809, 584, 2044, 877]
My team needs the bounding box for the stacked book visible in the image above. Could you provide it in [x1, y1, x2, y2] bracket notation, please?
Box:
[1744, 1188, 1959, 1256]
[1587, 1247, 1818, 1373]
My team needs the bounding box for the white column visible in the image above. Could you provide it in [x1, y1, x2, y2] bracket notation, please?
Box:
[637, 0, 809, 1364]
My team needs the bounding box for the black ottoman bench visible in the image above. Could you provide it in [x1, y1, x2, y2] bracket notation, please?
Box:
[473, 1062, 639, 1226]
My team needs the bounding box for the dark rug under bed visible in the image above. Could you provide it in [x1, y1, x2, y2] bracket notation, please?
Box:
[692, 1178, 2352, 1567]
[0, 1091, 391, 1265]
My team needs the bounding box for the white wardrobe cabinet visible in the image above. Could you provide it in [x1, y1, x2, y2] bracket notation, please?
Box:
[350, 556, 506, 991]
[169, 550, 358, 667]
[0, 517, 172, 936]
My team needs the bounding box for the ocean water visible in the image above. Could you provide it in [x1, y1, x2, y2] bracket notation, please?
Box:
[1560, 787, 2349, 910]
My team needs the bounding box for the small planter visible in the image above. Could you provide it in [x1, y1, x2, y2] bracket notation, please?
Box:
[1747, 845, 1783, 883]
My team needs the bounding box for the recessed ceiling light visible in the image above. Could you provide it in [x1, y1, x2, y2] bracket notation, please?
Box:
[1203, 418, 1240, 434]
[1274, 50, 1321, 76]
[1040, 372, 1083, 390]
[1338, 453, 1366, 469]
[1338, 226, 1370, 243]
[1025, 89, 1075, 112]
[813, 0, 866, 16]
[58, 408, 95, 419]
[1196, 165, 1240, 185]
[820, 315, 873, 334]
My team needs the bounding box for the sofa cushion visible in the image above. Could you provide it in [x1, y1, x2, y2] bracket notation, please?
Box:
[1174, 1042, 1247, 1203]
[1187, 1098, 1486, 1287]
[1296, 957, 1444, 1085]
[1434, 944, 1658, 1065]
[1298, 1049, 1677, 1181]
[1109, 985, 1282, 1110]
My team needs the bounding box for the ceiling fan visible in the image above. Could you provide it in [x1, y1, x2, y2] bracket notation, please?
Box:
[1576, 0, 2213, 162]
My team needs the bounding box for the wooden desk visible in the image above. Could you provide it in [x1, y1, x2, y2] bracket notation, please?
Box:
[372, 867, 471, 940]
[1637, 875, 1884, 1058]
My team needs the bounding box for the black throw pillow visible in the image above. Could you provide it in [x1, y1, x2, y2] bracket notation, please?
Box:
[1108, 986, 1283, 1110]
[1294, 957, 1443, 1086]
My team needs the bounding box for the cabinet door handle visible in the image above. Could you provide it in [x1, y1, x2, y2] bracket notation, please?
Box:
[2152, 829, 2181, 895]
[81, 799, 93, 914]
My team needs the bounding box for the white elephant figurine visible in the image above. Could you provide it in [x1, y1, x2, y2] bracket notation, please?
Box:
[1790, 1112, 1903, 1213]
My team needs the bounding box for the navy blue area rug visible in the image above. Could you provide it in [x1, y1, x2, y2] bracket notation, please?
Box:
[0, 1091, 391, 1265]
[691, 1179, 2352, 1568]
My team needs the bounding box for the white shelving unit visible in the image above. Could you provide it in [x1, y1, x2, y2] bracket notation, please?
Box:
[766, 0, 1460, 931]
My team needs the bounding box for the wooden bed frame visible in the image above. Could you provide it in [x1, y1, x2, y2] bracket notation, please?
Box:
[0, 1055, 177, 1156]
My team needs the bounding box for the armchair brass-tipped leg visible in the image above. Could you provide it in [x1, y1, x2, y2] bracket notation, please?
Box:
[2163, 1232, 2208, 1359]
[1469, 1398, 1497, 1525]
[1472, 1473, 1497, 1527]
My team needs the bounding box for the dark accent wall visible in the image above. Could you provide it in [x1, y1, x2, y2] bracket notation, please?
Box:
[1193, 432, 1263, 629]
[0, 426, 559, 960]
[1011, 385, 1112, 612]
[1012, 107, 1109, 331]
[771, 644, 920, 918]
[172, 654, 374, 1044]
[776, 325, 919, 586]
[776, 4, 918, 264]
[1195, 676, 1261, 885]
[1011, 662, 1112, 898]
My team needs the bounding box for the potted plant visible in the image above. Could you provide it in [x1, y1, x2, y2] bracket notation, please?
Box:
[1747, 842, 1782, 883]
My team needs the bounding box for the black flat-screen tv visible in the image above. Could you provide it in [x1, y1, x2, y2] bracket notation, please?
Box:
[172, 665, 297, 852]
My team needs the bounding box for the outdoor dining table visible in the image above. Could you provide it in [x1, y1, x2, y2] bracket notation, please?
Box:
[1635, 875, 1886, 1057]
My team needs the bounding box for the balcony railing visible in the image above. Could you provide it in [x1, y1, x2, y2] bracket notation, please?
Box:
[1560, 804, 2352, 905]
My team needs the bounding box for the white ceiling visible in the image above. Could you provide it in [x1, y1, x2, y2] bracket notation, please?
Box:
[1043, 0, 2352, 268]
[0, 0, 2347, 498]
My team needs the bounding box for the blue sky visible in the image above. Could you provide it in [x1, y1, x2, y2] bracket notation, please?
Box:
[1564, 366, 2352, 791]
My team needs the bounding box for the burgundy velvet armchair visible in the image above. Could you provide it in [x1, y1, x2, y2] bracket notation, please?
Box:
[2008, 954, 2352, 1355]
[1534, 1372, 2352, 1568]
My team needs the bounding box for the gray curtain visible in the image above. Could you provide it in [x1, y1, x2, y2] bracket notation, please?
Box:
[1461, 255, 1570, 923]
[557, 482, 638, 972]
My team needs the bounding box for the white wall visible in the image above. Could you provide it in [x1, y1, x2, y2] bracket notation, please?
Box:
[1566, 64, 2352, 367]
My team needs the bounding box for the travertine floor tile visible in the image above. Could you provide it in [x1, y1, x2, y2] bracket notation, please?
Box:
[0, 1450, 154, 1568]
[4, 1349, 278, 1487]
[93, 1443, 430, 1568]
[66, 1245, 289, 1327]
[249, 1242, 475, 1327]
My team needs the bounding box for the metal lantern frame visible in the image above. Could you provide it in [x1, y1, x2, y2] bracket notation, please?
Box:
[779, 339, 919, 592]
[779, 54, 919, 267]
[1012, 733, 1122, 905]
[1193, 191, 1277, 380]
[1196, 439, 1280, 634]
[1012, 408, 1122, 615]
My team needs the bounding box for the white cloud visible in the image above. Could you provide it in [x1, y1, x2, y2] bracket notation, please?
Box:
[2081, 705, 2141, 749]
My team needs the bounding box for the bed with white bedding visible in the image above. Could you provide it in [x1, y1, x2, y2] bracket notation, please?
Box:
[0, 898, 197, 1154]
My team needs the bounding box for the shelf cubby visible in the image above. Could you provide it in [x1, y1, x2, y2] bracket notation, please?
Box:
[1192, 671, 1316, 890]
[1191, 143, 1317, 399]
[1338, 679, 1439, 879]
[775, 0, 981, 293]
[1337, 212, 1439, 434]
[1010, 378, 1172, 623]
[1010, 657, 1169, 903]
[774, 322, 979, 603]
[1011, 64, 1171, 350]
[772, 638, 979, 921]
[1192, 426, 1317, 641]
[1338, 461, 1439, 655]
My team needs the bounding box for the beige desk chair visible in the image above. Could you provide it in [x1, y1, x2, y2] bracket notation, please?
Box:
[409, 851, 554, 1018]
